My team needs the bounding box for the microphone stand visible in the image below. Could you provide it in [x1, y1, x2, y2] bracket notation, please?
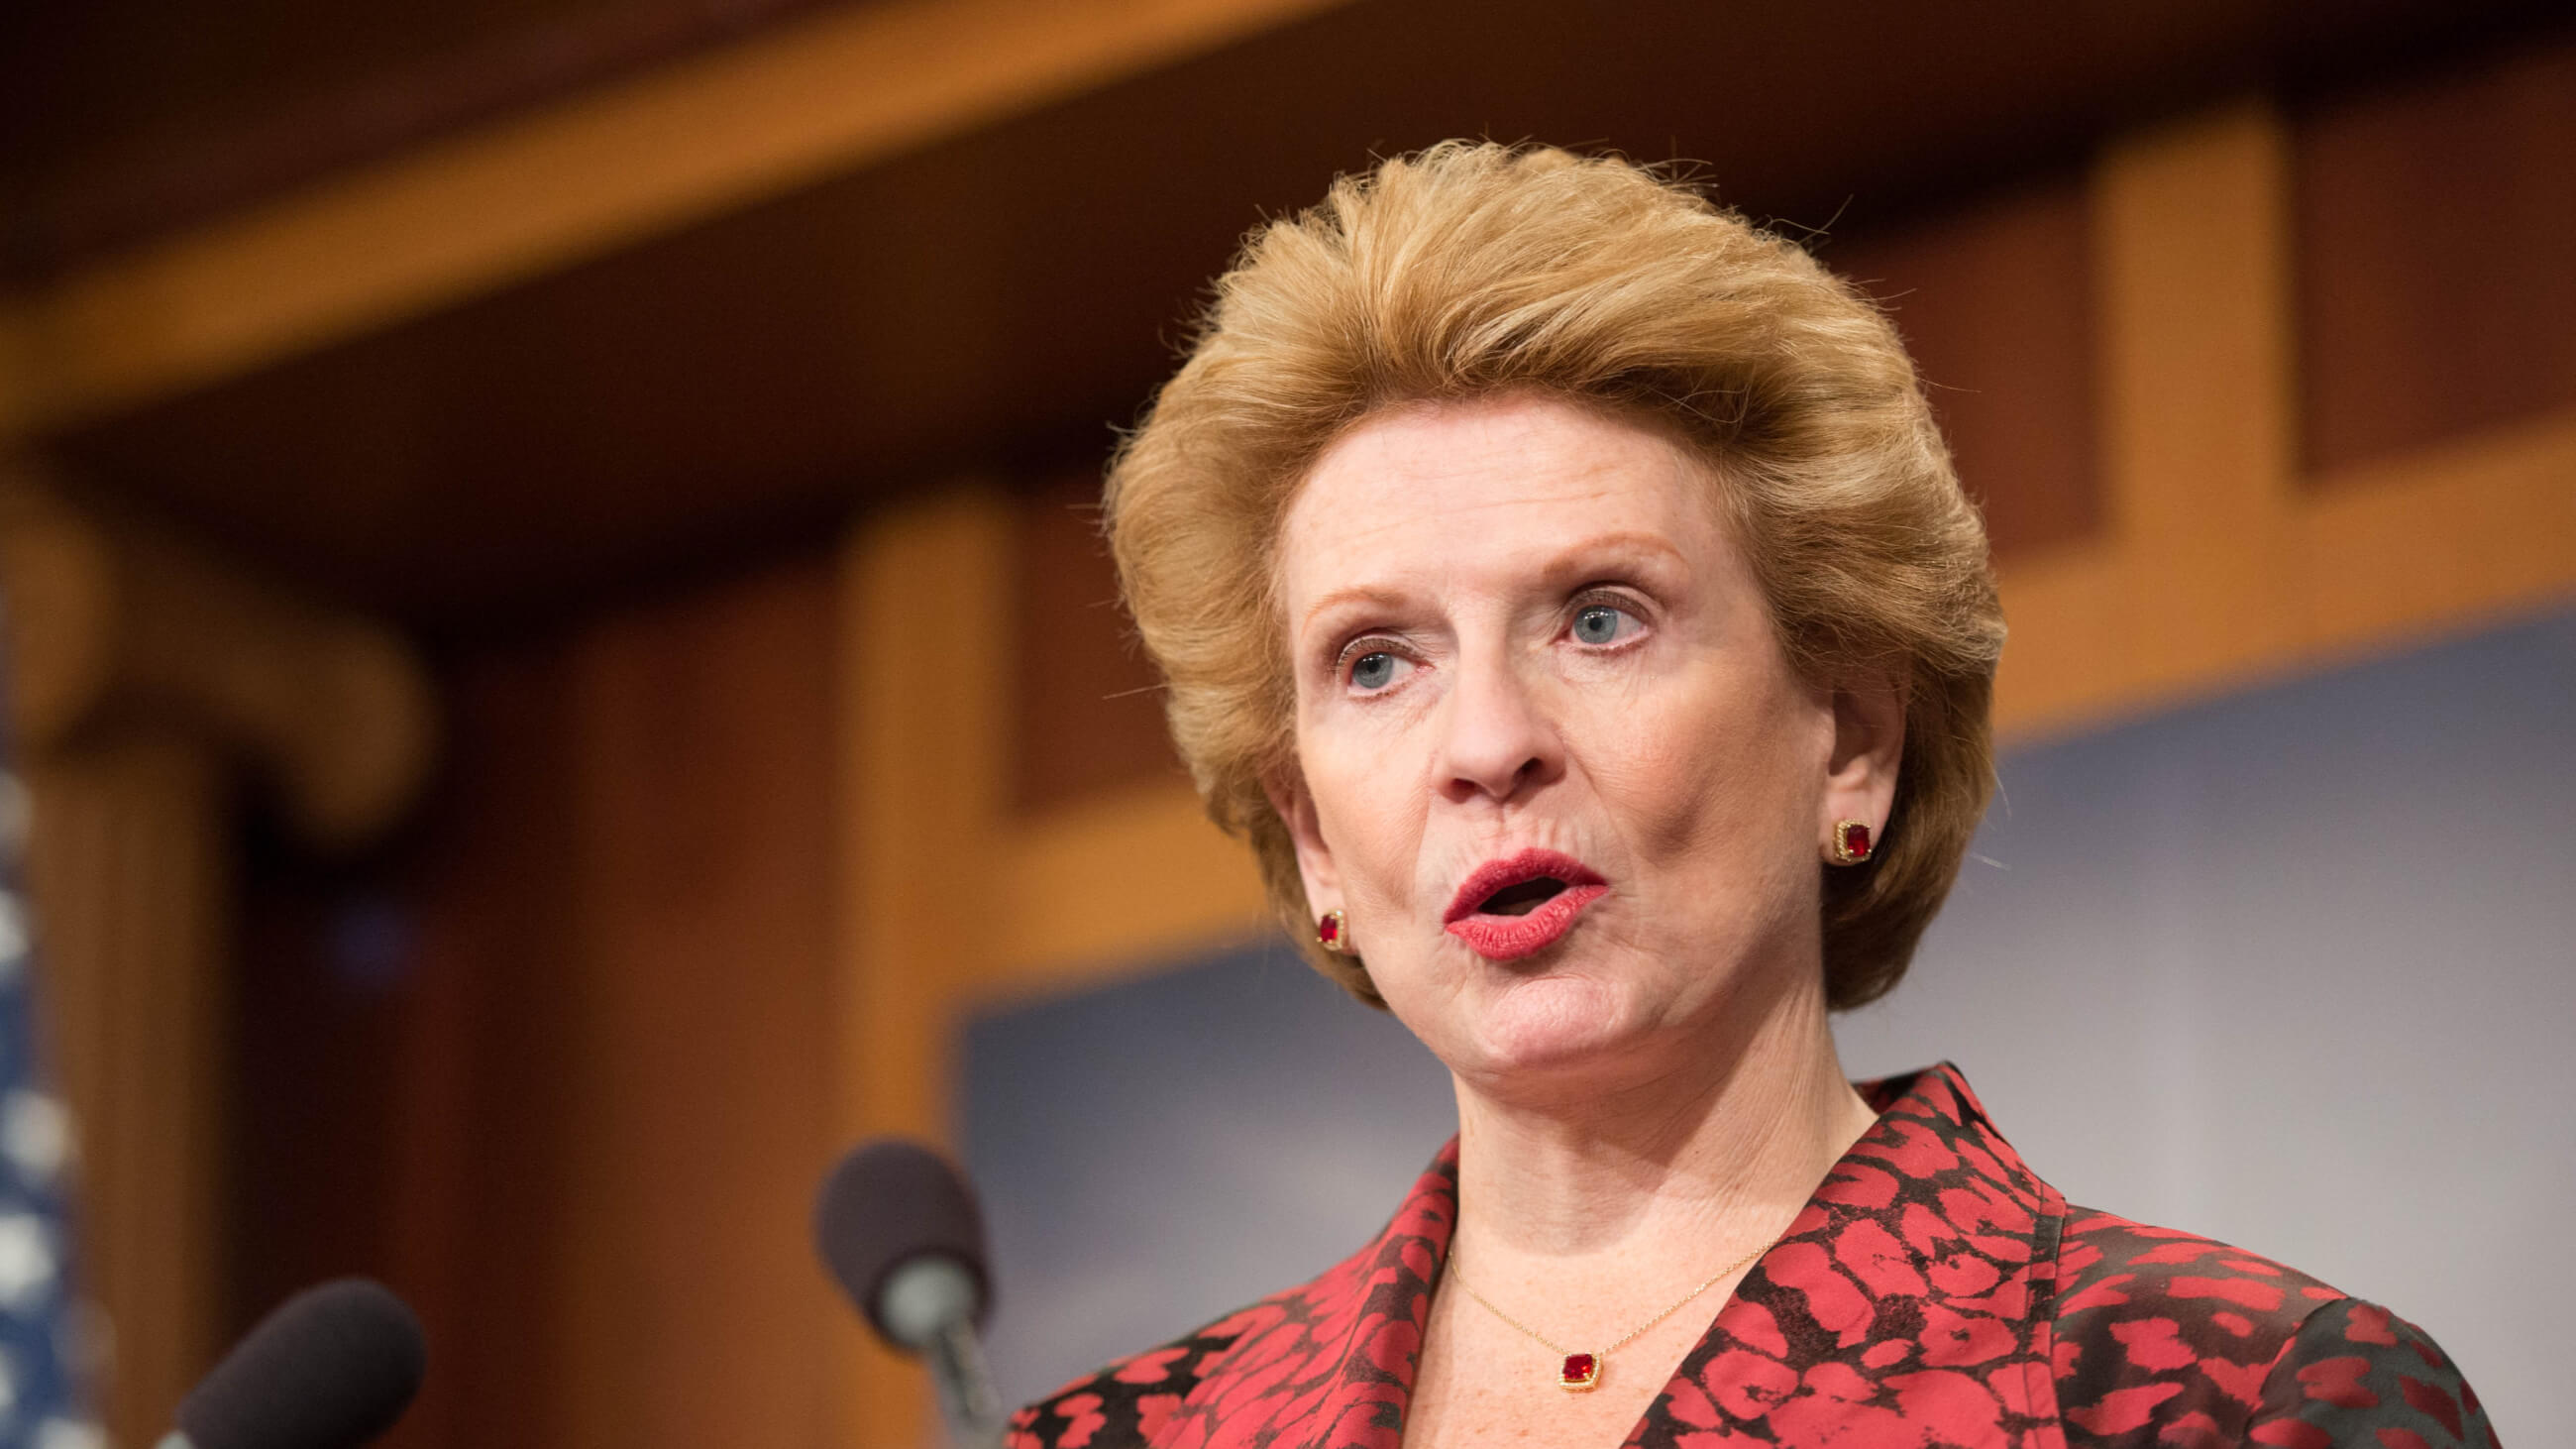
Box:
[926, 1318, 1005, 1449]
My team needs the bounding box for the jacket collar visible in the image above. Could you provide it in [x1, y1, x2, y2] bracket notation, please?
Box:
[1167, 1062, 2066, 1449]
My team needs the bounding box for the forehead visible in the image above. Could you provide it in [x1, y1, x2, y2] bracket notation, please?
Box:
[1278, 393, 1725, 600]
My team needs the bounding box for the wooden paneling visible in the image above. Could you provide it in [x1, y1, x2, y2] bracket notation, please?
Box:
[376, 633, 587, 1449]
[0, 0, 1353, 446]
[1011, 475, 1178, 813]
[2296, 28, 2576, 475]
[833, 489, 1015, 1447]
[236, 552, 845, 1449]
[995, 784, 1263, 985]
[0, 476, 438, 1447]
[1831, 176, 2101, 559]
[0, 0, 856, 284]
[26, 2, 2565, 629]
[22, 735, 229, 1449]
[2094, 106, 2300, 683]
[543, 561, 842, 1449]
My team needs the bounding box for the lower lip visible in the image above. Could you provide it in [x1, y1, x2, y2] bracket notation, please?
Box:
[1444, 883, 1609, 961]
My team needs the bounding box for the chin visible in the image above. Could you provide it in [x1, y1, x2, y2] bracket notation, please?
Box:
[1460, 972, 1644, 1080]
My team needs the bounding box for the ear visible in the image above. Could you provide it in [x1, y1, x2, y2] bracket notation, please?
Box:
[1261, 760, 1342, 917]
[1821, 668, 1906, 855]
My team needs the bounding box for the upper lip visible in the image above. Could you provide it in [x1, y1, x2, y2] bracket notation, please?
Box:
[1443, 848, 1606, 924]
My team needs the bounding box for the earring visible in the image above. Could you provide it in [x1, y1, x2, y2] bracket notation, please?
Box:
[1316, 909, 1352, 953]
[1829, 820, 1875, 866]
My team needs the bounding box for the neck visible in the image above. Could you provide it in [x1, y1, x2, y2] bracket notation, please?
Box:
[1448, 963, 1877, 1267]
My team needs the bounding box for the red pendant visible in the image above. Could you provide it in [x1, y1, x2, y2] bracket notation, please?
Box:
[1558, 1353, 1600, 1391]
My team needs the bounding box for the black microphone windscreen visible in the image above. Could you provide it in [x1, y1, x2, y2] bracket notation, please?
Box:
[813, 1137, 992, 1338]
[177, 1278, 426, 1449]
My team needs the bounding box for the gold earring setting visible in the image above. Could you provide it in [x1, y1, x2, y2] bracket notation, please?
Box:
[1316, 909, 1351, 953]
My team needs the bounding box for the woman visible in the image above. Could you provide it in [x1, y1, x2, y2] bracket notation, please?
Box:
[1009, 144, 2493, 1448]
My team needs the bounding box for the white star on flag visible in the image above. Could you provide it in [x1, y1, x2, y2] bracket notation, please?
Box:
[0, 1215, 56, 1311]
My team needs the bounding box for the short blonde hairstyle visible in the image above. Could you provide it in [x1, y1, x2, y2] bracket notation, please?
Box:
[1105, 143, 2004, 1011]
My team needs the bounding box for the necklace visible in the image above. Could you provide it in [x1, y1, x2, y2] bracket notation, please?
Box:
[1443, 1239, 1770, 1393]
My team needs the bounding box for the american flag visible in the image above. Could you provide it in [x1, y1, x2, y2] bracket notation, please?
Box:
[0, 609, 104, 1449]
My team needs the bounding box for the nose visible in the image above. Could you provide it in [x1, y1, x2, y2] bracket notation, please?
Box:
[1436, 647, 1563, 806]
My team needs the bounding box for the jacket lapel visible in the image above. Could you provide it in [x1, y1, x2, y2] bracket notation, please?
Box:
[1163, 1063, 2064, 1449]
[1163, 1150, 1457, 1449]
[1629, 1064, 2067, 1447]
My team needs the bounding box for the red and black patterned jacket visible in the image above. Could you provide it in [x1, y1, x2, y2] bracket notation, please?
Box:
[1010, 1063, 2496, 1448]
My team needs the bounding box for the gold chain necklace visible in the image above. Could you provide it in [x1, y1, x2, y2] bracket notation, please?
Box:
[1443, 1240, 1770, 1393]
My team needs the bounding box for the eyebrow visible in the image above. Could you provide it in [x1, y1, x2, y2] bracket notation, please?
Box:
[1296, 529, 1693, 633]
[1298, 585, 1410, 635]
[1534, 529, 1691, 580]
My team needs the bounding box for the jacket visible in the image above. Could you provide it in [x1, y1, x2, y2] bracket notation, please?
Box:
[1009, 1062, 2497, 1448]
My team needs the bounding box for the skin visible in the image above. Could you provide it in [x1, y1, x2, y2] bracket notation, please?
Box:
[1266, 393, 1902, 1447]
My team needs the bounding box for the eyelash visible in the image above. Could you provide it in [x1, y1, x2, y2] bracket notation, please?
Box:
[1566, 587, 1651, 644]
[1330, 587, 1653, 690]
[1334, 634, 1410, 690]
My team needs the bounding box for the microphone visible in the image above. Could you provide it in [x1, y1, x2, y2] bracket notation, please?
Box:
[814, 1138, 1004, 1448]
[160, 1278, 426, 1449]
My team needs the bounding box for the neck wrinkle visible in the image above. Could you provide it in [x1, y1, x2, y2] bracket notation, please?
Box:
[1447, 963, 1872, 1265]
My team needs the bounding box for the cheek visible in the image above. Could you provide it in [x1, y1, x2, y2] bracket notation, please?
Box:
[1579, 663, 1830, 870]
[1300, 719, 1432, 913]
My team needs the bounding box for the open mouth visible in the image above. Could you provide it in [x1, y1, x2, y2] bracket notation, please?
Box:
[1475, 876, 1571, 917]
[1443, 848, 1608, 961]
[1445, 848, 1604, 925]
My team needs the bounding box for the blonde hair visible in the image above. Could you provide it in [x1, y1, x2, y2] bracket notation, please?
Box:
[1105, 143, 2004, 1010]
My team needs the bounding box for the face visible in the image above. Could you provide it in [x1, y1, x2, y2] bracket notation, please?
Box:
[1270, 393, 1899, 1098]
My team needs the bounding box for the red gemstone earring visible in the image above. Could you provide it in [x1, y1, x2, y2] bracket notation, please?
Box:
[1829, 820, 1874, 866]
[1316, 909, 1351, 953]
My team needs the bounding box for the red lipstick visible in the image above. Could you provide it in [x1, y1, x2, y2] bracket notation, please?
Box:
[1443, 848, 1608, 961]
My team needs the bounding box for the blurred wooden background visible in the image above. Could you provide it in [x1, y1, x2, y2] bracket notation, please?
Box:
[2, 1, 2571, 1444]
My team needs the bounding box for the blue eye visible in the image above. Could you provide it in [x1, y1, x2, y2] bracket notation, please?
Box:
[1572, 603, 1639, 645]
[1350, 651, 1402, 691]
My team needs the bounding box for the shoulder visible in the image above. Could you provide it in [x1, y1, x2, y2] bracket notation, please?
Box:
[1011, 1143, 1457, 1449]
[2050, 1206, 2496, 1446]
[1006, 1236, 1390, 1449]
[1006, 1311, 1242, 1449]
